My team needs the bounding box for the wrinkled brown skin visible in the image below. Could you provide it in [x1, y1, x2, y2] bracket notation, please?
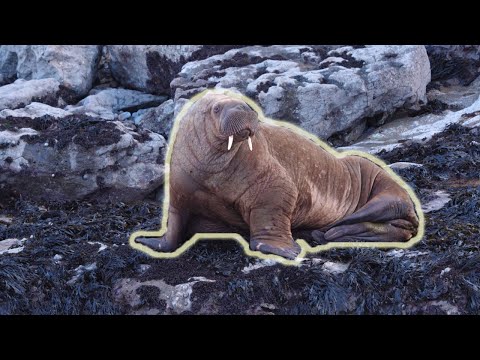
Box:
[136, 93, 419, 259]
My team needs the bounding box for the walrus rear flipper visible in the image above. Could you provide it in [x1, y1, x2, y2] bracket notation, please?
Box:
[324, 219, 416, 242]
[319, 188, 419, 243]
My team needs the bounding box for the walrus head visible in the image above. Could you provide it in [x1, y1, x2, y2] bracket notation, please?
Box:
[209, 96, 259, 151]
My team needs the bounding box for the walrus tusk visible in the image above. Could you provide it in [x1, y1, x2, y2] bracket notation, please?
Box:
[248, 136, 253, 151]
[228, 135, 234, 150]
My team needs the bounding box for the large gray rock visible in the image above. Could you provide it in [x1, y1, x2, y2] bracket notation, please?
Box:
[0, 45, 101, 96]
[171, 45, 431, 143]
[107, 45, 242, 95]
[0, 78, 60, 111]
[0, 115, 166, 202]
[66, 88, 167, 120]
[426, 45, 480, 86]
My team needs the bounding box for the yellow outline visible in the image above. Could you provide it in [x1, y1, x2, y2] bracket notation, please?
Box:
[129, 89, 425, 266]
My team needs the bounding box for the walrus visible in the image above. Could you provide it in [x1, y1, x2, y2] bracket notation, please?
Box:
[136, 92, 420, 260]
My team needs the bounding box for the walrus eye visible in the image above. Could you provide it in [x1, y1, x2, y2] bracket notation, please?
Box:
[213, 105, 220, 113]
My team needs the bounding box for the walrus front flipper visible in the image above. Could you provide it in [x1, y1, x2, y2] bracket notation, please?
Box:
[135, 235, 177, 252]
[248, 177, 301, 260]
[135, 206, 189, 252]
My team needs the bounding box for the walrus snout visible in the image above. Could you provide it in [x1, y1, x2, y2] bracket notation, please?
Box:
[219, 102, 259, 136]
[216, 101, 259, 151]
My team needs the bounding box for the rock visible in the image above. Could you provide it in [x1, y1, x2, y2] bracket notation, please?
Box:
[0, 115, 166, 203]
[107, 45, 242, 95]
[339, 94, 480, 154]
[0, 45, 102, 97]
[428, 300, 460, 315]
[114, 276, 215, 314]
[53, 254, 63, 263]
[389, 162, 423, 170]
[66, 88, 166, 120]
[67, 262, 97, 285]
[427, 75, 480, 111]
[87, 241, 108, 252]
[0, 78, 60, 111]
[171, 45, 431, 142]
[118, 112, 131, 121]
[440, 267, 451, 277]
[241, 259, 278, 274]
[422, 190, 451, 213]
[0, 102, 72, 119]
[386, 249, 430, 258]
[0, 238, 26, 255]
[426, 45, 480, 86]
[322, 261, 350, 275]
[0, 215, 13, 225]
[132, 99, 175, 138]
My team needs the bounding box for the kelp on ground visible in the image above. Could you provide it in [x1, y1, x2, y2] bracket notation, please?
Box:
[0, 124, 479, 314]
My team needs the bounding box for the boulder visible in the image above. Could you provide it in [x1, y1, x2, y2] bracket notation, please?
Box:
[171, 45, 431, 142]
[106, 45, 242, 95]
[66, 88, 167, 120]
[0, 45, 101, 97]
[0, 115, 166, 203]
[426, 45, 480, 86]
[0, 102, 72, 119]
[0, 78, 60, 111]
[132, 99, 175, 138]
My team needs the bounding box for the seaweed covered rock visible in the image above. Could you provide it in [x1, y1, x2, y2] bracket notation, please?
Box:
[107, 45, 242, 95]
[66, 88, 167, 120]
[0, 115, 166, 203]
[171, 45, 431, 143]
[0, 45, 102, 97]
[340, 93, 480, 153]
[426, 45, 480, 86]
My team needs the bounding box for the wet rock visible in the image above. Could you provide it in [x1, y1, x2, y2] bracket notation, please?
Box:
[427, 75, 480, 111]
[66, 88, 166, 120]
[107, 45, 242, 95]
[426, 45, 480, 86]
[0, 116, 166, 203]
[340, 95, 480, 153]
[0, 78, 60, 111]
[0, 45, 102, 96]
[172, 45, 430, 142]
[0, 102, 72, 119]
[132, 99, 175, 138]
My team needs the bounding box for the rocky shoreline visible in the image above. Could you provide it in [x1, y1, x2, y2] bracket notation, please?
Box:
[1, 45, 479, 314]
